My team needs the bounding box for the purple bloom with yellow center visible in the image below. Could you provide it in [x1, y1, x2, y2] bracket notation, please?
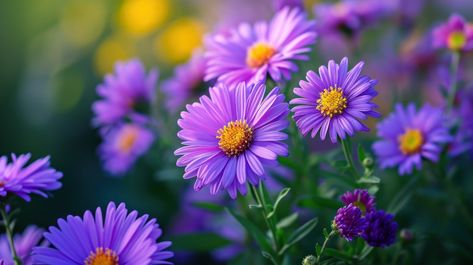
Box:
[204, 7, 316, 86]
[433, 14, 473, 52]
[0, 226, 45, 265]
[341, 189, 376, 214]
[0, 154, 62, 201]
[175, 82, 289, 199]
[290, 57, 380, 143]
[99, 123, 155, 176]
[373, 103, 451, 175]
[161, 51, 207, 112]
[333, 203, 367, 241]
[92, 59, 158, 127]
[32, 202, 173, 265]
[362, 210, 398, 247]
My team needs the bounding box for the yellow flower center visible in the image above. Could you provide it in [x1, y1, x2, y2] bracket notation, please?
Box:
[85, 248, 119, 265]
[217, 120, 254, 157]
[117, 126, 139, 154]
[398, 129, 424, 155]
[447, 31, 467, 51]
[316, 87, 347, 117]
[246, 42, 276, 68]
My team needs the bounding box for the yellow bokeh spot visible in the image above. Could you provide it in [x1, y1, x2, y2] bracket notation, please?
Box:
[155, 18, 205, 64]
[119, 0, 170, 36]
[94, 36, 134, 75]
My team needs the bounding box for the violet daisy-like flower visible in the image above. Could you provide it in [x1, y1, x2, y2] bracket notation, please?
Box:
[433, 14, 473, 52]
[175, 82, 289, 199]
[161, 51, 206, 112]
[362, 210, 398, 247]
[373, 103, 451, 175]
[205, 7, 316, 86]
[290, 57, 380, 143]
[333, 203, 367, 241]
[341, 189, 376, 214]
[0, 226, 44, 265]
[92, 59, 158, 127]
[32, 202, 173, 265]
[0, 154, 62, 201]
[99, 122, 155, 176]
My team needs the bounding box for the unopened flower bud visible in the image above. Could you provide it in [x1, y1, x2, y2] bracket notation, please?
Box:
[302, 255, 316, 265]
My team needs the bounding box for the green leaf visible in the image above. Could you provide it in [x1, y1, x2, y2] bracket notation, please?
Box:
[278, 217, 318, 255]
[226, 207, 274, 254]
[276, 213, 299, 229]
[261, 251, 278, 265]
[315, 243, 321, 256]
[357, 144, 366, 163]
[298, 195, 342, 210]
[192, 201, 225, 213]
[357, 175, 380, 184]
[324, 248, 356, 262]
[387, 175, 419, 214]
[267, 188, 290, 219]
[170, 232, 232, 251]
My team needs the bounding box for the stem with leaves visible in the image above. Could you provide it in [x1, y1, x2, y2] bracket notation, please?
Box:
[0, 204, 22, 265]
[316, 230, 335, 263]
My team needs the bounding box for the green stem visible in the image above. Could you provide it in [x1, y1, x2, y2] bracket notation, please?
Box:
[0, 205, 22, 265]
[316, 230, 335, 263]
[340, 137, 359, 180]
[447, 51, 460, 110]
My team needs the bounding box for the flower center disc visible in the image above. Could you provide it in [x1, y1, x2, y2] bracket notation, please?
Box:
[448, 31, 467, 51]
[246, 42, 276, 68]
[117, 126, 139, 153]
[398, 129, 424, 155]
[316, 87, 348, 117]
[85, 247, 119, 265]
[217, 120, 254, 157]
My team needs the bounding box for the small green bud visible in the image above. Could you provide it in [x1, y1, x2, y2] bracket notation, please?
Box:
[362, 157, 374, 168]
[302, 255, 316, 265]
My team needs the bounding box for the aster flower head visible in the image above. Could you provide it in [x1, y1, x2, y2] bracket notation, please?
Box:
[0, 226, 44, 265]
[373, 103, 451, 175]
[92, 59, 158, 127]
[333, 203, 367, 241]
[175, 82, 289, 199]
[99, 122, 155, 176]
[161, 51, 207, 112]
[0, 154, 62, 201]
[362, 210, 398, 247]
[341, 189, 376, 214]
[205, 7, 316, 86]
[433, 14, 473, 52]
[290, 57, 380, 143]
[32, 202, 173, 265]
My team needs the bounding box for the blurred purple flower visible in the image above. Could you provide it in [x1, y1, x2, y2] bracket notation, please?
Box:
[449, 89, 473, 157]
[92, 59, 158, 127]
[273, 0, 304, 11]
[0, 154, 62, 201]
[161, 51, 207, 112]
[333, 204, 367, 241]
[362, 210, 398, 247]
[290, 57, 380, 143]
[33, 202, 173, 264]
[0, 226, 44, 265]
[204, 7, 316, 86]
[341, 189, 376, 214]
[175, 82, 289, 199]
[373, 104, 451, 175]
[433, 14, 473, 52]
[99, 122, 155, 176]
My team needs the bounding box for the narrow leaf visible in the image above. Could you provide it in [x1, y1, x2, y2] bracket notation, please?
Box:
[278, 217, 318, 255]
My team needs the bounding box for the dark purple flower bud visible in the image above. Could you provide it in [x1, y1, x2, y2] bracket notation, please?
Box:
[362, 210, 398, 247]
[333, 204, 367, 241]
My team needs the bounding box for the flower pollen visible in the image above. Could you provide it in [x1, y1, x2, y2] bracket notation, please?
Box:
[398, 129, 424, 155]
[316, 87, 347, 117]
[217, 120, 254, 157]
[246, 42, 276, 68]
[448, 31, 467, 50]
[117, 126, 139, 154]
[85, 247, 119, 265]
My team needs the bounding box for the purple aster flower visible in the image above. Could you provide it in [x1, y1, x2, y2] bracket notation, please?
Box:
[333, 204, 367, 241]
[449, 89, 473, 157]
[204, 7, 316, 86]
[32, 202, 173, 265]
[99, 122, 155, 176]
[373, 103, 451, 175]
[290, 57, 380, 143]
[273, 0, 304, 11]
[340, 189, 376, 214]
[433, 14, 473, 52]
[0, 154, 62, 201]
[92, 59, 158, 127]
[0, 226, 45, 265]
[175, 82, 289, 199]
[362, 210, 398, 247]
[161, 51, 206, 112]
